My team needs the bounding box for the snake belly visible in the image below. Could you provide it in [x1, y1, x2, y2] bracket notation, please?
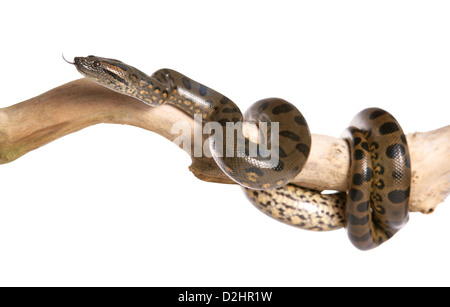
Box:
[73, 56, 411, 250]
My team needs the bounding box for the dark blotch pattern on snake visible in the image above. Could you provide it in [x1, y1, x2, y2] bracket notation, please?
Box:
[73, 56, 411, 250]
[342, 108, 411, 250]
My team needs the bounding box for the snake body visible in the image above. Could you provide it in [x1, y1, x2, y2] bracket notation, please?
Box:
[73, 56, 411, 250]
[73, 56, 311, 190]
[245, 108, 411, 250]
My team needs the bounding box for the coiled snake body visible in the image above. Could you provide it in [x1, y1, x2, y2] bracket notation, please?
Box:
[72, 56, 411, 250]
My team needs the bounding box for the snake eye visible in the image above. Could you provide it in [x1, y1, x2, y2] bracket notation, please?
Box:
[92, 61, 101, 68]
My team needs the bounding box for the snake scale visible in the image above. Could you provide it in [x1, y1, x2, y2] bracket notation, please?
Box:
[71, 56, 411, 250]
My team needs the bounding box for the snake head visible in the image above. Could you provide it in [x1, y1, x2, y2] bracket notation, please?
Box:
[73, 55, 133, 93]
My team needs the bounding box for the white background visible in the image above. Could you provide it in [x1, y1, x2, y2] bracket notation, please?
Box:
[0, 0, 449, 286]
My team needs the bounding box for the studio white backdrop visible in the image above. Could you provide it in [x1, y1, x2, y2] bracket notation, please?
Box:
[0, 0, 448, 286]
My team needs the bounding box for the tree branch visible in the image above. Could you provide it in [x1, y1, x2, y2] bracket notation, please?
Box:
[0, 78, 448, 213]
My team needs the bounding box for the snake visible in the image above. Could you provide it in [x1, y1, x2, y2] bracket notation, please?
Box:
[70, 55, 411, 250]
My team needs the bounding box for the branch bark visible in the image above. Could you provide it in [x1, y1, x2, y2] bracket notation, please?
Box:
[0, 78, 448, 213]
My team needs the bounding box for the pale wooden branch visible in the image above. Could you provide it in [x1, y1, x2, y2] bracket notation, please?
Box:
[0, 78, 448, 213]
